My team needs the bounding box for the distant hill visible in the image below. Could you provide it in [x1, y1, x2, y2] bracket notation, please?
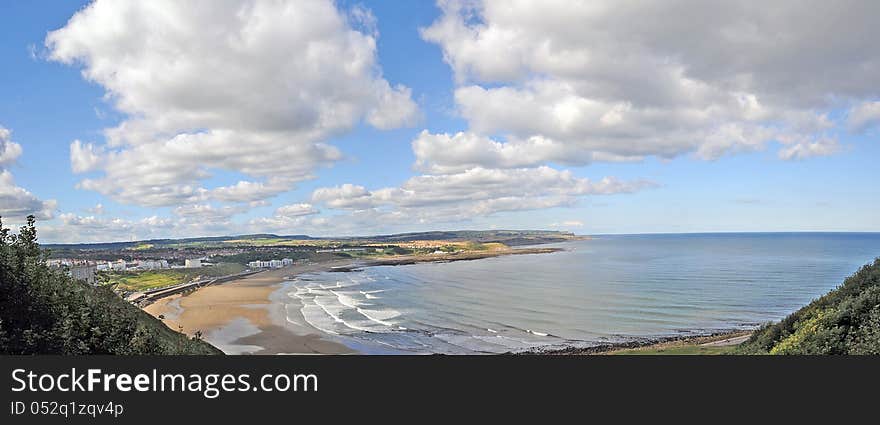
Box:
[43, 233, 318, 250]
[0, 217, 220, 354]
[737, 258, 880, 354]
[44, 229, 582, 250]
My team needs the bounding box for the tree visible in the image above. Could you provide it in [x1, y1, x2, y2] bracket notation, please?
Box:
[0, 215, 220, 354]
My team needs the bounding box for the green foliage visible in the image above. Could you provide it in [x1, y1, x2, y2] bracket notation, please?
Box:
[611, 345, 736, 355]
[0, 216, 221, 355]
[737, 258, 880, 355]
[105, 262, 245, 291]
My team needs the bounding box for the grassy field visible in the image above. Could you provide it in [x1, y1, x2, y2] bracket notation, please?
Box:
[127, 243, 154, 251]
[603, 332, 751, 355]
[105, 263, 245, 291]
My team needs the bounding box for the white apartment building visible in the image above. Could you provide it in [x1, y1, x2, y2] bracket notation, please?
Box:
[247, 258, 294, 269]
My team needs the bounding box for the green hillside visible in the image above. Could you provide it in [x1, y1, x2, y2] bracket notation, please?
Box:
[0, 217, 220, 355]
[737, 258, 880, 355]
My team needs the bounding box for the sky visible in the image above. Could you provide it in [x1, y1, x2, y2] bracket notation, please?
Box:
[0, 0, 879, 243]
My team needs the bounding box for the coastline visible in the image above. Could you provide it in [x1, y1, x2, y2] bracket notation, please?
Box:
[143, 246, 561, 354]
[144, 259, 358, 354]
[524, 330, 754, 355]
[327, 246, 562, 272]
[142, 245, 757, 355]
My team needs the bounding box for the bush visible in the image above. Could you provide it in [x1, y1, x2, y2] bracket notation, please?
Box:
[737, 258, 880, 355]
[0, 216, 221, 355]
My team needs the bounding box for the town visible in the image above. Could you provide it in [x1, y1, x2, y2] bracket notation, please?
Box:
[43, 230, 582, 297]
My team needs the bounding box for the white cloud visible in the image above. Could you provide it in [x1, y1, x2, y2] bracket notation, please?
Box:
[0, 127, 23, 166]
[311, 184, 375, 210]
[172, 204, 247, 222]
[0, 126, 57, 220]
[87, 203, 105, 215]
[69, 140, 103, 173]
[413, 130, 640, 174]
[421, 0, 880, 163]
[777, 137, 840, 161]
[551, 220, 584, 228]
[311, 167, 655, 222]
[276, 203, 320, 217]
[47, 213, 173, 243]
[247, 203, 321, 232]
[209, 178, 293, 204]
[48, 0, 418, 207]
[0, 171, 58, 221]
[848, 101, 880, 132]
[46, 210, 239, 243]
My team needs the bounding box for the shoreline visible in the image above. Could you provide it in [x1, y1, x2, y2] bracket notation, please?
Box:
[143, 246, 561, 354]
[144, 259, 359, 354]
[327, 247, 562, 272]
[142, 245, 754, 355]
[523, 330, 754, 355]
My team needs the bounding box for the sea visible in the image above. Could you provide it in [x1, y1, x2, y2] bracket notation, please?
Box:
[281, 233, 880, 354]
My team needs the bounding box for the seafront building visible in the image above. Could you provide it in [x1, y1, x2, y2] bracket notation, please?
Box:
[247, 258, 294, 269]
[136, 259, 169, 270]
[47, 259, 98, 285]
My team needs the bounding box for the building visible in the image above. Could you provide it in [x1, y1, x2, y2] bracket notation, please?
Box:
[48, 259, 98, 285]
[137, 259, 169, 270]
[68, 264, 97, 285]
[247, 258, 294, 269]
[184, 259, 202, 268]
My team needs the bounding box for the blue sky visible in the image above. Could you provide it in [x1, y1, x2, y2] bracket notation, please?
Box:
[0, 0, 878, 243]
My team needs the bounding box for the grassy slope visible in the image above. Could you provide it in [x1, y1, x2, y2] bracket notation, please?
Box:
[83, 281, 223, 354]
[737, 258, 880, 355]
[1, 268, 221, 354]
[106, 263, 245, 291]
[610, 344, 736, 355]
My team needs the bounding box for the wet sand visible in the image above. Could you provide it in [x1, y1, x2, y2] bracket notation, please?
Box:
[144, 259, 358, 354]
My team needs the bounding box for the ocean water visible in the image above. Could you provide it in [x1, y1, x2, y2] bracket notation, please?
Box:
[282, 233, 880, 354]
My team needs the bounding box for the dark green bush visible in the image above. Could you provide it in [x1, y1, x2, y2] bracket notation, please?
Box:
[0, 216, 220, 355]
[737, 258, 880, 355]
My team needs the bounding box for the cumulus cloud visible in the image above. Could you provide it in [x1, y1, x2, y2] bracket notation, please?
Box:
[172, 204, 248, 221]
[0, 172, 58, 221]
[421, 0, 880, 163]
[275, 203, 320, 217]
[48, 0, 418, 207]
[69, 140, 103, 173]
[0, 127, 23, 166]
[0, 126, 57, 220]
[46, 213, 173, 243]
[46, 210, 244, 243]
[311, 167, 655, 222]
[247, 203, 322, 232]
[209, 178, 294, 204]
[413, 130, 642, 174]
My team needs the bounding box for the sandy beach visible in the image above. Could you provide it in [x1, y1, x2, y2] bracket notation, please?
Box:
[144, 259, 358, 354]
[142, 248, 559, 354]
